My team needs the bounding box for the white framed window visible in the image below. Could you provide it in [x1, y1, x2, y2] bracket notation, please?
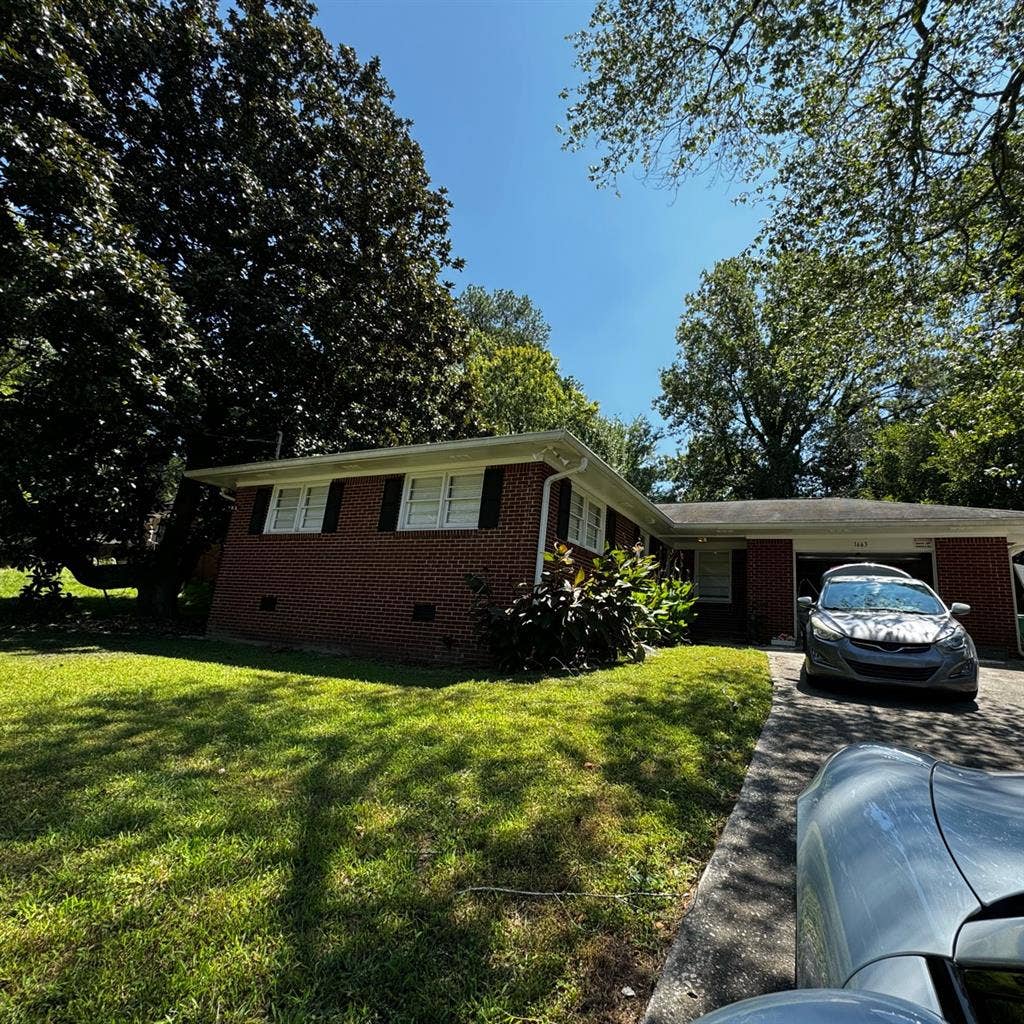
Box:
[695, 549, 732, 603]
[400, 471, 484, 531]
[266, 483, 331, 533]
[567, 486, 604, 552]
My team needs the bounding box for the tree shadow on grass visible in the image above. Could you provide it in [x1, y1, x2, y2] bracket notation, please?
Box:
[0, 628, 500, 689]
[594, 663, 772, 849]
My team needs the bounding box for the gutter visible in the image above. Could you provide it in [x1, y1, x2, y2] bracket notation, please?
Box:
[534, 456, 588, 585]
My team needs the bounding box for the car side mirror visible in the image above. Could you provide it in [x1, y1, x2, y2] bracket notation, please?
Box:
[797, 596, 813, 609]
[950, 602, 971, 617]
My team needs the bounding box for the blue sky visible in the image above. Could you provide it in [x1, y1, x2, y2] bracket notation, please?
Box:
[316, 0, 763, 441]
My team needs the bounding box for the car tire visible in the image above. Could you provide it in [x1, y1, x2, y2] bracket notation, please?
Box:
[802, 659, 822, 684]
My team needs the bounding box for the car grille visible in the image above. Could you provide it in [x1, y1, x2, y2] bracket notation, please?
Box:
[849, 639, 932, 655]
[845, 659, 937, 682]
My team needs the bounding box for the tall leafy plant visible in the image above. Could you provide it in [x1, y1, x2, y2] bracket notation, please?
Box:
[470, 543, 696, 672]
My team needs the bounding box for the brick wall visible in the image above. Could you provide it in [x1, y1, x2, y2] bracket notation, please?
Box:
[542, 475, 642, 571]
[208, 462, 549, 663]
[207, 462, 644, 664]
[934, 537, 1019, 654]
[746, 539, 795, 641]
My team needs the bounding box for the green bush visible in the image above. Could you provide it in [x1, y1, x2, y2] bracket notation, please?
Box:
[469, 542, 696, 672]
[636, 573, 698, 647]
[11, 559, 79, 622]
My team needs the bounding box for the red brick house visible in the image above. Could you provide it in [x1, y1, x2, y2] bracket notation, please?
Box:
[187, 430, 1024, 662]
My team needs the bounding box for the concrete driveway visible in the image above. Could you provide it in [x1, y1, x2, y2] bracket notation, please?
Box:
[645, 651, 1024, 1024]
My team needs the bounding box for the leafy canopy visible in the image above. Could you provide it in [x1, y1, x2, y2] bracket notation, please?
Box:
[657, 252, 929, 500]
[864, 338, 1024, 508]
[566, 1, 1023, 507]
[564, 1, 1022, 306]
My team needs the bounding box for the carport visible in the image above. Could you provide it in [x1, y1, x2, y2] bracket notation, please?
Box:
[657, 497, 1024, 657]
[795, 552, 935, 599]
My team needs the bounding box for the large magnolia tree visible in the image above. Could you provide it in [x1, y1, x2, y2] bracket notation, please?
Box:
[1, 0, 473, 614]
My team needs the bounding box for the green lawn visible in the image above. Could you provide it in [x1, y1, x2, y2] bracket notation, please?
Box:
[0, 567, 137, 618]
[0, 634, 771, 1024]
[0, 568, 210, 622]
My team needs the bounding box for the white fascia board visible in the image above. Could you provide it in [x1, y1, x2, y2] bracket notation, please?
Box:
[184, 431, 572, 487]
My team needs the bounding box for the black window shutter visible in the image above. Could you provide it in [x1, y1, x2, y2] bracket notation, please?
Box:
[248, 486, 272, 534]
[478, 466, 504, 529]
[556, 479, 572, 539]
[321, 479, 345, 533]
[377, 476, 404, 531]
[604, 508, 618, 551]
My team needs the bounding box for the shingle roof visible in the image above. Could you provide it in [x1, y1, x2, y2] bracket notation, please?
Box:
[656, 497, 1024, 526]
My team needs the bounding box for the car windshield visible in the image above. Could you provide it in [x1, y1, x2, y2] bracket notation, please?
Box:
[820, 578, 945, 615]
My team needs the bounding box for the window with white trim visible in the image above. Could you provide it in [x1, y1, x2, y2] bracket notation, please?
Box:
[695, 549, 732, 603]
[400, 471, 484, 530]
[567, 487, 604, 552]
[266, 483, 331, 533]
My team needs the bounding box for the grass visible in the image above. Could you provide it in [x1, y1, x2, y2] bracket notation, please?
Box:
[0, 567, 137, 618]
[0, 633, 771, 1024]
[0, 567, 211, 622]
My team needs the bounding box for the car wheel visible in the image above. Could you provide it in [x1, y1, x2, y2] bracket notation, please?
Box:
[802, 658, 822, 684]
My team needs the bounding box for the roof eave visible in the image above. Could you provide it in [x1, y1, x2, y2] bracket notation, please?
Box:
[184, 429, 679, 538]
[183, 430, 572, 487]
[664, 519, 1024, 540]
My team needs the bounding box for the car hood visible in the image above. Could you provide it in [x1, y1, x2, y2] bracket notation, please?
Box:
[932, 762, 1024, 906]
[819, 610, 949, 644]
[798, 745, 1024, 991]
[797, 745, 978, 988]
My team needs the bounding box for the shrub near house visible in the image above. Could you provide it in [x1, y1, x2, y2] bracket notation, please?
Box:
[471, 543, 697, 671]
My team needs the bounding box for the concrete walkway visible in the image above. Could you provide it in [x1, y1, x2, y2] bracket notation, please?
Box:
[644, 652, 1024, 1024]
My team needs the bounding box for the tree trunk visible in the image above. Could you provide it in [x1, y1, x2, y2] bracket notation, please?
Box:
[132, 475, 209, 620]
[7, 448, 216, 620]
[60, 475, 210, 621]
[135, 571, 185, 618]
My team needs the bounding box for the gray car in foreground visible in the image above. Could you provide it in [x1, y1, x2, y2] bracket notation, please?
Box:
[689, 743, 1024, 1024]
[799, 563, 978, 698]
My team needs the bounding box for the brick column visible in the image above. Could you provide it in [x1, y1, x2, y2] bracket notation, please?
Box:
[934, 537, 1019, 655]
[746, 539, 795, 642]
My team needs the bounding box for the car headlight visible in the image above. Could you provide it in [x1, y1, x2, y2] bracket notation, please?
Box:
[810, 616, 844, 641]
[937, 625, 968, 651]
[937, 626, 962, 651]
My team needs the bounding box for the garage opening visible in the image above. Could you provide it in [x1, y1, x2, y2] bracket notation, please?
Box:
[796, 553, 935, 601]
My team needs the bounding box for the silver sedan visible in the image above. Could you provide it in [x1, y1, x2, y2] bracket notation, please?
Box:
[689, 743, 1024, 1023]
[799, 564, 978, 698]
